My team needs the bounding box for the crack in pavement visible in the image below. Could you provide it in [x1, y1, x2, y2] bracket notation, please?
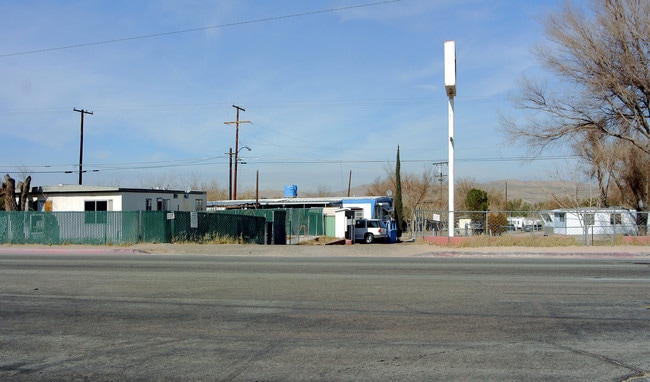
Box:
[558, 345, 648, 382]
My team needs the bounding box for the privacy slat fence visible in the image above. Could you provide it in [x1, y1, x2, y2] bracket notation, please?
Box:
[0, 211, 267, 245]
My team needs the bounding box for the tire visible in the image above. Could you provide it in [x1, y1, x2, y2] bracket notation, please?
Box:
[364, 233, 375, 244]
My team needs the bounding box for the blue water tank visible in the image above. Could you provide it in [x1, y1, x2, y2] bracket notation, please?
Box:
[284, 184, 298, 198]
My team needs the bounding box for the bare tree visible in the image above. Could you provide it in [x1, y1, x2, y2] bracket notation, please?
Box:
[2, 174, 17, 211]
[456, 177, 478, 210]
[18, 176, 32, 211]
[365, 175, 393, 197]
[572, 129, 612, 207]
[502, 0, 649, 213]
[1, 174, 31, 211]
[401, 168, 435, 219]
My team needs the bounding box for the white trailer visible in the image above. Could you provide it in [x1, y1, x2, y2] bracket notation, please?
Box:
[540, 207, 638, 236]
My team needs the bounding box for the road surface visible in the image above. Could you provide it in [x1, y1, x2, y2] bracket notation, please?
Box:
[1, 250, 649, 380]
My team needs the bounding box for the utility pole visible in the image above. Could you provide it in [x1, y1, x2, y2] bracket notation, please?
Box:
[347, 170, 352, 197]
[224, 105, 251, 200]
[433, 162, 448, 209]
[74, 108, 93, 185]
[226, 148, 233, 200]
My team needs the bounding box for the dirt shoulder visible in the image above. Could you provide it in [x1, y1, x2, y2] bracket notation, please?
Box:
[128, 242, 650, 258]
[1, 242, 648, 258]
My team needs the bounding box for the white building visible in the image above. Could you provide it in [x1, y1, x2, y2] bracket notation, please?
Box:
[507, 216, 543, 231]
[31, 185, 207, 212]
[540, 207, 639, 236]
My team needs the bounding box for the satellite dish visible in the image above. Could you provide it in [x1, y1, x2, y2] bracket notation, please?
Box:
[386, 190, 393, 197]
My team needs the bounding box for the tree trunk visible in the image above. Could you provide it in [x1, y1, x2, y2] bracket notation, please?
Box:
[3, 174, 18, 211]
[19, 176, 31, 211]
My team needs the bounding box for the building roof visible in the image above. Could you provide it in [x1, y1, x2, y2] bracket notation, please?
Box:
[32, 184, 206, 195]
[207, 195, 392, 209]
[542, 207, 634, 213]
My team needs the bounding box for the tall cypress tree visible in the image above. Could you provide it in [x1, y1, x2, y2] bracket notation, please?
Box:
[394, 145, 404, 238]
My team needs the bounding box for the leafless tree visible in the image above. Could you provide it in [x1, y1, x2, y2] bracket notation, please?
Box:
[367, 164, 435, 227]
[401, 167, 435, 218]
[502, 0, 649, 212]
[456, 177, 478, 210]
[1, 174, 31, 211]
[365, 175, 393, 197]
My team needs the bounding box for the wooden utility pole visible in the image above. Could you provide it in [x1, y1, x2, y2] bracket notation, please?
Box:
[226, 148, 233, 200]
[433, 162, 447, 209]
[347, 170, 352, 197]
[255, 170, 259, 208]
[224, 105, 251, 200]
[74, 108, 93, 185]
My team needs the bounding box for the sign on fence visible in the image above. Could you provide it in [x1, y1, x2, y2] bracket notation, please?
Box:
[190, 212, 198, 228]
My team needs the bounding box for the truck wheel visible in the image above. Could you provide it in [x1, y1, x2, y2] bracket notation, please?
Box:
[364, 233, 375, 244]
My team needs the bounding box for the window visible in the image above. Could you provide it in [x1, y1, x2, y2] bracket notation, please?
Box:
[157, 198, 169, 211]
[145, 198, 152, 211]
[367, 220, 381, 228]
[610, 213, 622, 225]
[195, 199, 204, 211]
[84, 200, 108, 224]
[584, 213, 595, 226]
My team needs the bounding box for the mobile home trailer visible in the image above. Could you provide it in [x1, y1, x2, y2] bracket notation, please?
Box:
[540, 208, 638, 236]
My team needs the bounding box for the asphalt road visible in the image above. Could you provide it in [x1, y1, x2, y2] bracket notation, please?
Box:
[1, 252, 649, 381]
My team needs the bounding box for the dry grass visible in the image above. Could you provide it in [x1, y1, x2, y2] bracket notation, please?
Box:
[418, 234, 579, 247]
[298, 236, 342, 245]
[174, 233, 242, 245]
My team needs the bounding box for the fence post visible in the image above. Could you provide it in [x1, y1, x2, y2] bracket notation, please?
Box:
[485, 210, 489, 245]
[138, 210, 142, 243]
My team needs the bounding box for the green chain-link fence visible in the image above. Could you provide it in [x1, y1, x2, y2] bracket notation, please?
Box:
[215, 208, 324, 243]
[0, 211, 267, 245]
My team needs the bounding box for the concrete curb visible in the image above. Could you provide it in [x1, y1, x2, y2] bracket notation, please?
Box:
[0, 246, 147, 255]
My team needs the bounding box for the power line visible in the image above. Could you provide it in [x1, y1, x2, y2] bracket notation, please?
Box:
[1, 155, 579, 175]
[0, 95, 511, 115]
[0, 0, 402, 58]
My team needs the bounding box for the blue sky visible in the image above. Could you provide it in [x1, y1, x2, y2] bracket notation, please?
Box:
[0, 0, 582, 194]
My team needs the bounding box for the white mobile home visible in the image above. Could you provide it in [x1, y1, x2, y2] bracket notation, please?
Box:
[32, 185, 207, 212]
[540, 208, 638, 236]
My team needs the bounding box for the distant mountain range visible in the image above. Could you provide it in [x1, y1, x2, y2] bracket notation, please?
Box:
[258, 179, 594, 204]
[480, 179, 594, 204]
[349, 179, 593, 205]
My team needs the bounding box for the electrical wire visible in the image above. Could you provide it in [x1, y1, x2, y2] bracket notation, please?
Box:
[0, 155, 578, 175]
[0, 0, 401, 58]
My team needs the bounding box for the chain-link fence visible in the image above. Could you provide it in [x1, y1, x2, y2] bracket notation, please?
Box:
[214, 208, 324, 244]
[410, 208, 649, 245]
[4, 208, 645, 246]
[0, 211, 267, 245]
